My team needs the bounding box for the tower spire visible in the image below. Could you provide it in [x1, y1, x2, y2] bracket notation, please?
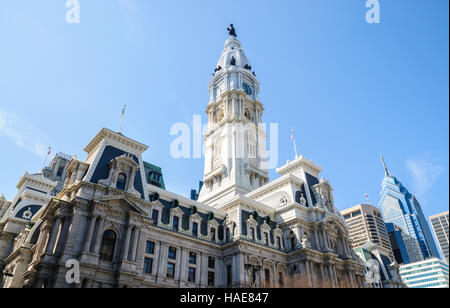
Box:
[380, 153, 390, 176]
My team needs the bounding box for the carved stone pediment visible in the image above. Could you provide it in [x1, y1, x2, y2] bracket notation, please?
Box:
[170, 206, 184, 216]
[94, 196, 147, 216]
[190, 213, 202, 222]
[261, 222, 271, 233]
[208, 219, 220, 228]
[246, 215, 258, 227]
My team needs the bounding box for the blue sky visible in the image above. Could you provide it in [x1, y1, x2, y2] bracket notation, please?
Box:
[0, 0, 448, 223]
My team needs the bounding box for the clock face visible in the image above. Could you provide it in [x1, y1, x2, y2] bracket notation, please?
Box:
[243, 83, 253, 96]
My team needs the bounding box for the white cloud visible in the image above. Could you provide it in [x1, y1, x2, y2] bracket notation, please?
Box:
[405, 158, 445, 203]
[0, 109, 48, 158]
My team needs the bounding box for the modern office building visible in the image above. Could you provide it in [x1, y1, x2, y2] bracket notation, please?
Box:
[386, 222, 423, 265]
[399, 258, 449, 288]
[430, 211, 449, 264]
[342, 204, 394, 261]
[378, 155, 440, 261]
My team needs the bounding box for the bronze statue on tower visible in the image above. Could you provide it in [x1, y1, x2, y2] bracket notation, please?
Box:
[227, 24, 237, 37]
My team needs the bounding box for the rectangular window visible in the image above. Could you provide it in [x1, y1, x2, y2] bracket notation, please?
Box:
[145, 241, 155, 254]
[167, 263, 175, 279]
[173, 216, 179, 231]
[208, 256, 215, 269]
[227, 265, 232, 287]
[192, 222, 198, 237]
[265, 233, 269, 245]
[143, 257, 153, 274]
[264, 269, 270, 284]
[290, 237, 296, 250]
[210, 228, 216, 241]
[278, 272, 284, 287]
[188, 267, 196, 283]
[151, 209, 159, 226]
[208, 271, 215, 287]
[189, 252, 197, 264]
[250, 227, 255, 240]
[168, 246, 177, 260]
[277, 237, 281, 248]
[57, 166, 64, 177]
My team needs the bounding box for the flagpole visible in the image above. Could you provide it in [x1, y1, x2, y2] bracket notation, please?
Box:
[119, 105, 127, 134]
[42, 147, 51, 171]
[291, 128, 298, 159]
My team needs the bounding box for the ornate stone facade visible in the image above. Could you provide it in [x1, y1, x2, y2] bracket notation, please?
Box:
[0, 28, 365, 288]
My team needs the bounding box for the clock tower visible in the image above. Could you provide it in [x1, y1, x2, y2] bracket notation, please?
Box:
[198, 26, 269, 206]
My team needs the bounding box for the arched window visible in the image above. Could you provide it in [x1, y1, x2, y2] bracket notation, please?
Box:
[99, 230, 117, 262]
[117, 173, 127, 191]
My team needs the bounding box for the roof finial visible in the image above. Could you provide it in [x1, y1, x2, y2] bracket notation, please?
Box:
[227, 24, 237, 38]
[380, 153, 390, 176]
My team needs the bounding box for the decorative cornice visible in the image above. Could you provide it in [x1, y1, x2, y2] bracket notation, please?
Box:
[276, 155, 322, 176]
[83, 128, 148, 154]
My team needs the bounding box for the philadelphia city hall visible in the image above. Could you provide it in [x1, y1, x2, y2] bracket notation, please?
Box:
[0, 26, 366, 288]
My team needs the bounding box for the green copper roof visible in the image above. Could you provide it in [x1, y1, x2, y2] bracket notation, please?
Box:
[143, 161, 165, 189]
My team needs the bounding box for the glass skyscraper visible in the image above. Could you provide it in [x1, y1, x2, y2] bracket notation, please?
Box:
[378, 155, 440, 263]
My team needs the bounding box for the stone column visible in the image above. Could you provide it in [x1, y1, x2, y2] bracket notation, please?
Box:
[175, 247, 183, 282]
[332, 267, 339, 288]
[179, 248, 188, 282]
[319, 264, 325, 286]
[322, 230, 329, 251]
[157, 242, 167, 278]
[344, 239, 351, 257]
[231, 254, 238, 287]
[55, 216, 71, 254]
[272, 263, 278, 287]
[130, 227, 140, 262]
[309, 261, 316, 287]
[327, 265, 336, 288]
[84, 215, 97, 253]
[349, 271, 358, 288]
[153, 241, 161, 276]
[93, 217, 105, 255]
[314, 229, 320, 250]
[46, 217, 62, 254]
[305, 260, 312, 287]
[201, 253, 209, 286]
[34, 224, 50, 261]
[122, 224, 132, 261]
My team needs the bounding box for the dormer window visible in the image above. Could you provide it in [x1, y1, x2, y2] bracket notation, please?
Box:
[210, 228, 216, 241]
[117, 173, 127, 191]
[250, 227, 255, 240]
[98, 153, 140, 197]
[290, 237, 296, 251]
[192, 222, 198, 237]
[173, 216, 179, 231]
